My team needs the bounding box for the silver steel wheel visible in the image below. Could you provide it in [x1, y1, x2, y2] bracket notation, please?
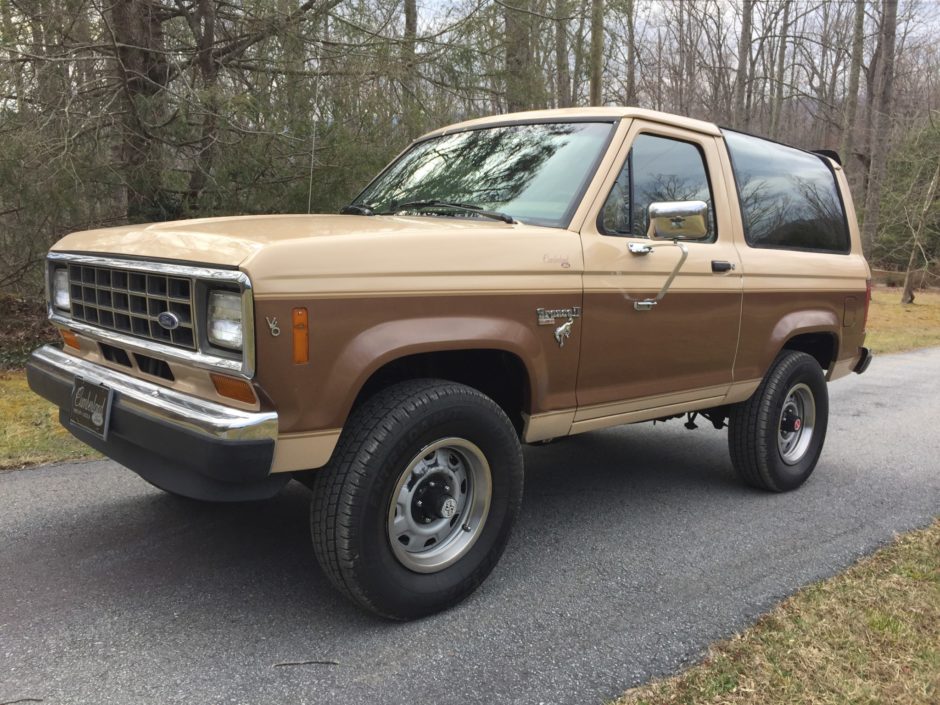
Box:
[387, 438, 492, 574]
[777, 382, 816, 465]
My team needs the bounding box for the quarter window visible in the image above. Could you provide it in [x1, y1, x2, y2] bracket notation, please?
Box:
[722, 130, 849, 253]
[601, 133, 716, 240]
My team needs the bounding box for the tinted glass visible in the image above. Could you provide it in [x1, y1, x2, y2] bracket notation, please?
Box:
[354, 122, 613, 227]
[602, 134, 716, 240]
[723, 130, 849, 252]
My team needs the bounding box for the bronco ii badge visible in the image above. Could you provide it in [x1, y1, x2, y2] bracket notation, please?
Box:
[535, 306, 581, 326]
[536, 307, 580, 348]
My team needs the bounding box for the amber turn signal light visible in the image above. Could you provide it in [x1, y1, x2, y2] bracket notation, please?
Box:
[210, 373, 257, 404]
[292, 307, 309, 364]
[60, 329, 80, 349]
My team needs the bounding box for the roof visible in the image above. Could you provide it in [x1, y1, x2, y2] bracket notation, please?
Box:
[418, 107, 723, 140]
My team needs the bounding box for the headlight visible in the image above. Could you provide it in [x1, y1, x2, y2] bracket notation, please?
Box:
[207, 290, 243, 350]
[53, 268, 70, 310]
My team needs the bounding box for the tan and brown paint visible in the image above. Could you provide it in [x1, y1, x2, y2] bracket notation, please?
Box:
[49, 107, 870, 474]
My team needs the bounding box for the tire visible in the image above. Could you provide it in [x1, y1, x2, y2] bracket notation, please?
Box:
[728, 350, 829, 492]
[310, 379, 524, 620]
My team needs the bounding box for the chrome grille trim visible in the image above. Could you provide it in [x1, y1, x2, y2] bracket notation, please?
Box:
[47, 252, 256, 379]
[67, 262, 197, 349]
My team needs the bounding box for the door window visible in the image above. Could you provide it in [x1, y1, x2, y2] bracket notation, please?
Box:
[601, 133, 716, 240]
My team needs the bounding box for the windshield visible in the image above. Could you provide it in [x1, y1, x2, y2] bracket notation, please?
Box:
[352, 122, 614, 227]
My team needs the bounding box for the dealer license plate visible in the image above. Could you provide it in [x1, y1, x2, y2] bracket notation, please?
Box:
[69, 378, 114, 440]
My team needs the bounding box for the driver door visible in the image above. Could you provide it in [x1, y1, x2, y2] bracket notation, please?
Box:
[575, 121, 743, 429]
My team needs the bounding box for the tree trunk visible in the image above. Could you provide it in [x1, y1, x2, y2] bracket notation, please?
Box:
[769, 0, 790, 139]
[589, 0, 603, 106]
[624, 0, 636, 105]
[402, 0, 419, 137]
[571, 0, 589, 104]
[860, 0, 898, 257]
[183, 0, 219, 215]
[1, 0, 26, 113]
[733, 0, 753, 128]
[109, 0, 170, 221]
[840, 0, 865, 166]
[676, 0, 686, 113]
[554, 0, 571, 107]
[504, 0, 531, 112]
[900, 163, 939, 305]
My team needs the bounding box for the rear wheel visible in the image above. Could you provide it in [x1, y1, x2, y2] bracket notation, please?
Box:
[310, 379, 524, 620]
[729, 351, 829, 492]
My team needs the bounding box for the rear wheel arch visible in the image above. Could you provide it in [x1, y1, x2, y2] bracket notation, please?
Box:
[781, 331, 839, 373]
[766, 310, 841, 375]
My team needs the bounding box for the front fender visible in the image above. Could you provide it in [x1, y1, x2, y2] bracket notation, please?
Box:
[323, 315, 544, 420]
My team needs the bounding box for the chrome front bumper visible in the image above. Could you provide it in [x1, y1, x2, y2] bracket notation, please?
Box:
[29, 345, 277, 442]
[27, 345, 286, 501]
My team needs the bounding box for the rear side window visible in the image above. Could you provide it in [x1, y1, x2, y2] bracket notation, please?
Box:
[722, 130, 849, 253]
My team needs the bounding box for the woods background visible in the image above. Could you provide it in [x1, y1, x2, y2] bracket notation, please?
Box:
[1, 0, 938, 299]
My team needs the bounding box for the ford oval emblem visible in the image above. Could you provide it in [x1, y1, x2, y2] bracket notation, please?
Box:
[157, 311, 181, 331]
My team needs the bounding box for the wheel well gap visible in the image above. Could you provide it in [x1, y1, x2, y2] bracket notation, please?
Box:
[352, 350, 531, 435]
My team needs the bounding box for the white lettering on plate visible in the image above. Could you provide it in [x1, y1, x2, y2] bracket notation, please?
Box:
[73, 387, 105, 425]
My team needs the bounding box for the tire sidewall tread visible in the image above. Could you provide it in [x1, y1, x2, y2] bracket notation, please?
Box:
[310, 379, 524, 620]
[729, 351, 829, 492]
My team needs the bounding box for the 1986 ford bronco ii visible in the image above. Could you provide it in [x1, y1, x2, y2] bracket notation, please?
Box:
[29, 108, 872, 619]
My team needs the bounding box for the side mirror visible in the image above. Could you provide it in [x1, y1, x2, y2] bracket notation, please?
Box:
[647, 200, 709, 241]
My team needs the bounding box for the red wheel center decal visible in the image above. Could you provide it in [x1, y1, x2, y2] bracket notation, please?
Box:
[793, 418, 802, 431]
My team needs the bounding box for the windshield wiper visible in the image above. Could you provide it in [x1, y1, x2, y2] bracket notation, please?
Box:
[393, 200, 516, 224]
[339, 204, 375, 216]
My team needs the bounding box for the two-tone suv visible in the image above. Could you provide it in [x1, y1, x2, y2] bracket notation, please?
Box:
[28, 108, 872, 619]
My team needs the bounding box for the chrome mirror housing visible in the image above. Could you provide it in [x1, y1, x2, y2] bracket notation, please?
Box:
[647, 200, 709, 241]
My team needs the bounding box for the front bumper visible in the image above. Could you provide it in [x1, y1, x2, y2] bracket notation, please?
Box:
[27, 345, 288, 501]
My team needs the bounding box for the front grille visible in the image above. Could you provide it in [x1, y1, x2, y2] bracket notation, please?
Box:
[67, 263, 196, 350]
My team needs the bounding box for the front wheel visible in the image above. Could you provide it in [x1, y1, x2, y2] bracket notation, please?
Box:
[728, 351, 829, 492]
[310, 379, 524, 620]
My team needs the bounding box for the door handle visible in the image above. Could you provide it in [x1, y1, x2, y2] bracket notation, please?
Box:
[628, 242, 654, 255]
[711, 260, 735, 273]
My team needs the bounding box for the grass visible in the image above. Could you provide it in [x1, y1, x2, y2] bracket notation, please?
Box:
[613, 520, 940, 705]
[0, 372, 98, 469]
[865, 287, 940, 354]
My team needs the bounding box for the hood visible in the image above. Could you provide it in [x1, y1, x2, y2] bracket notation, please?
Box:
[51, 214, 584, 296]
[52, 214, 503, 267]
